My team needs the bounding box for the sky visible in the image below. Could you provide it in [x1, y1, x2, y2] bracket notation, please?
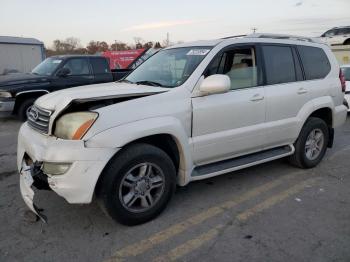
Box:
[1, 0, 349, 48]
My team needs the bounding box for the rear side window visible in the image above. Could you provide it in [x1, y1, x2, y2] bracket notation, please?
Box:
[297, 46, 331, 80]
[262, 45, 296, 85]
[91, 58, 109, 74]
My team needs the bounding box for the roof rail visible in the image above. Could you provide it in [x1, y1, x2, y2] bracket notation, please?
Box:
[246, 33, 324, 44]
[221, 34, 247, 39]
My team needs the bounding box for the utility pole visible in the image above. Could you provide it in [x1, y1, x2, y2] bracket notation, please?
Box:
[166, 32, 170, 47]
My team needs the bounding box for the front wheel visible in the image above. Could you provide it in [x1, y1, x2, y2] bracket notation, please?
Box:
[17, 98, 36, 122]
[289, 117, 329, 169]
[97, 143, 176, 225]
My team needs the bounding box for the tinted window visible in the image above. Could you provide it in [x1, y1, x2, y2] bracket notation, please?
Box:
[341, 67, 350, 81]
[297, 46, 331, 80]
[262, 45, 296, 85]
[91, 58, 109, 74]
[292, 48, 303, 81]
[63, 58, 90, 75]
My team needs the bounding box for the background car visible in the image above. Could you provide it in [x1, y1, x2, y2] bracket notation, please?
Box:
[320, 26, 350, 46]
[341, 64, 350, 111]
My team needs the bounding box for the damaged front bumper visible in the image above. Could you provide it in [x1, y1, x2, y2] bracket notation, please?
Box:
[17, 122, 119, 221]
[19, 160, 49, 222]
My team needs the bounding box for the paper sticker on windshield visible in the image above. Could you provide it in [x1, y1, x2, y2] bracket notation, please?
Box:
[186, 49, 210, 56]
[52, 60, 62, 64]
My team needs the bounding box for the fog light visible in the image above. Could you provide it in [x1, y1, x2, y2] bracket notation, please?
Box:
[42, 162, 71, 175]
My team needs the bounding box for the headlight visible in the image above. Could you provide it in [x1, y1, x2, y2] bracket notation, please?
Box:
[0, 91, 12, 98]
[54, 112, 98, 140]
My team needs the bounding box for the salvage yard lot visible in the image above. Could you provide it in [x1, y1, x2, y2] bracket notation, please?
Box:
[1, 117, 350, 262]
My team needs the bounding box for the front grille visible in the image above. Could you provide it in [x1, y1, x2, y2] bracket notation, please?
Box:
[27, 105, 52, 134]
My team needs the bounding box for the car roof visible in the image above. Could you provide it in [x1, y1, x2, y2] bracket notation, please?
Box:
[167, 33, 325, 49]
[49, 55, 104, 59]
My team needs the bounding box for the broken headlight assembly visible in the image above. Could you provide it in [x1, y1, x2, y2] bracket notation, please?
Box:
[54, 112, 98, 140]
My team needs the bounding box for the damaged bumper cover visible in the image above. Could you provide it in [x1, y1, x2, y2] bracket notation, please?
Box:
[17, 123, 119, 218]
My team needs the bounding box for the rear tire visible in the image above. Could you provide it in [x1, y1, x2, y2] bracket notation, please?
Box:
[97, 143, 176, 226]
[18, 98, 36, 122]
[344, 39, 350, 45]
[289, 117, 329, 169]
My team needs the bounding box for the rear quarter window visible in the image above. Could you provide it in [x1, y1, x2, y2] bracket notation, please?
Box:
[91, 58, 109, 74]
[297, 46, 331, 80]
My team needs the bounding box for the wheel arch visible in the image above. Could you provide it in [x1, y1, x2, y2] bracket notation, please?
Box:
[14, 90, 49, 113]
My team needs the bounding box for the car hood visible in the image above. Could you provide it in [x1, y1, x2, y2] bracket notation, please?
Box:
[0, 73, 48, 88]
[35, 82, 169, 111]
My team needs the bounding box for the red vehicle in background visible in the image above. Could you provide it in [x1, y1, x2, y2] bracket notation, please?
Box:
[102, 49, 146, 69]
[102, 48, 159, 80]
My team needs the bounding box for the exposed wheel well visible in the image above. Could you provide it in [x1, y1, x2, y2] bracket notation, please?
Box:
[344, 38, 350, 45]
[309, 108, 332, 127]
[95, 134, 181, 197]
[13, 92, 47, 113]
[130, 134, 180, 172]
[308, 107, 334, 147]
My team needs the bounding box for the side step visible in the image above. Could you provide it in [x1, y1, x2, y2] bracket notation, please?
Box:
[191, 145, 294, 179]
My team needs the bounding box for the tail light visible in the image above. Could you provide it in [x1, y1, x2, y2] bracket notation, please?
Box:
[340, 69, 346, 92]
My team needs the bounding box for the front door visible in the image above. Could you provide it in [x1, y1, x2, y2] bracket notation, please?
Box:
[52, 58, 93, 90]
[192, 45, 266, 165]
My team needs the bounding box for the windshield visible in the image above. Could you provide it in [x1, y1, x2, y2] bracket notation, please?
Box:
[341, 67, 350, 81]
[32, 57, 63, 76]
[125, 47, 212, 88]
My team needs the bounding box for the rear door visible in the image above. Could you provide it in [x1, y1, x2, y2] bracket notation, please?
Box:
[90, 57, 113, 84]
[192, 44, 266, 165]
[262, 44, 310, 148]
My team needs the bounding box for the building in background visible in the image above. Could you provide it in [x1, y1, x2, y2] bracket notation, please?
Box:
[0, 36, 45, 75]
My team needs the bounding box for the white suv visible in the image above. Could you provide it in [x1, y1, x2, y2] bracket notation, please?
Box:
[320, 26, 350, 46]
[17, 34, 347, 225]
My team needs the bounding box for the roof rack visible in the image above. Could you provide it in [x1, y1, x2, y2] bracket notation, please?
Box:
[245, 33, 323, 44]
[221, 34, 247, 39]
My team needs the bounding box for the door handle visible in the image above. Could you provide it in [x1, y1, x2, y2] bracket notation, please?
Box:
[297, 88, 308, 94]
[250, 94, 264, 101]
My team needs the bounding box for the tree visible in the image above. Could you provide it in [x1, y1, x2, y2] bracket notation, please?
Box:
[110, 41, 130, 51]
[86, 41, 109, 54]
[154, 42, 162, 48]
[143, 41, 154, 49]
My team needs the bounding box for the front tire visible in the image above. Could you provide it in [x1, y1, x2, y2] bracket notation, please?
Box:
[18, 98, 36, 122]
[97, 143, 176, 226]
[289, 117, 329, 169]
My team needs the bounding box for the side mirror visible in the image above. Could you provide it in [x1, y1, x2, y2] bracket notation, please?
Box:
[199, 74, 231, 96]
[57, 67, 71, 77]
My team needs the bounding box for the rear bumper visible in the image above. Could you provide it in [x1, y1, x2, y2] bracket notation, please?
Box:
[333, 104, 348, 127]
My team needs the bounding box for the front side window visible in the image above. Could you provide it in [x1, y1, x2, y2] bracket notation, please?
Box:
[125, 47, 211, 88]
[32, 58, 63, 76]
[63, 58, 90, 76]
[206, 47, 259, 90]
[324, 30, 335, 37]
[262, 45, 296, 85]
[297, 46, 331, 80]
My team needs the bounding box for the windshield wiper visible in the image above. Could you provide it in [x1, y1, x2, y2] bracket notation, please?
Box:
[118, 79, 134, 84]
[135, 80, 163, 87]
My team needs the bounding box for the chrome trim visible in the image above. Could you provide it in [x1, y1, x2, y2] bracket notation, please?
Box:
[0, 100, 15, 112]
[16, 90, 49, 97]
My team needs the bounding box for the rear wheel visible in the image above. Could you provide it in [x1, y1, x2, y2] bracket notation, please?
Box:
[289, 117, 329, 168]
[18, 98, 36, 122]
[97, 143, 176, 225]
[344, 39, 350, 45]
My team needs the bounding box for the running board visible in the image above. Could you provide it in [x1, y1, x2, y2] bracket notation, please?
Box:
[191, 145, 294, 180]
